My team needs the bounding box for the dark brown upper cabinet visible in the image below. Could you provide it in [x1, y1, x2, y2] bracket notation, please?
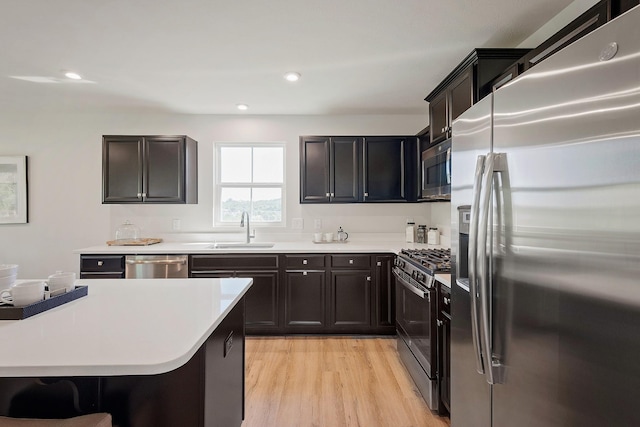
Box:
[425, 48, 531, 145]
[299, 136, 361, 203]
[491, 1, 638, 91]
[102, 135, 197, 204]
[362, 136, 411, 202]
[300, 135, 416, 203]
[520, 0, 638, 72]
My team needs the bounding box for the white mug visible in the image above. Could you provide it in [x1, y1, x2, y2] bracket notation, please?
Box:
[47, 271, 76, 293]
[324, 232, 334, 242]
[1, 281, 45, 306]
[313, 232, 323, 242]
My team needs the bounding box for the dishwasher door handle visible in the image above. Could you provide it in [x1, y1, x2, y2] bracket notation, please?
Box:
[126, 258, 187, 265]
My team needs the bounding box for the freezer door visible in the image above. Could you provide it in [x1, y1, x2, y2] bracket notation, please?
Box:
[492, 6, 640, 427]
[450, 94, 493, 427]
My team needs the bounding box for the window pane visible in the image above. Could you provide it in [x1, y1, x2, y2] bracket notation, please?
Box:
[220, 187, 251, 222]
[252, 187, 282, 222]
[220, 147, 251, 183]
[253, 147, 283, 183]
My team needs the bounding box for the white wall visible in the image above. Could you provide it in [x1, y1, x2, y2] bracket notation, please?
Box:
[0, 111, 447, 278]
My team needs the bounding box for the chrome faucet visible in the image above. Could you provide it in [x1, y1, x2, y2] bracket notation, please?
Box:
[240, 211, 254, 243]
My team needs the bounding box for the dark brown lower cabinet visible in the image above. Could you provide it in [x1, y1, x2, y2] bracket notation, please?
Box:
[284, 270, 326, 331]
[375, 255, 395, 329]
[79, 255, 125, 279]
[190, 271, 279, 335]
[237, 270, 279, 332]
[83, 253, 396, 335]
[438, 282, 452, 414]
[189, 255, 280, 335]
[329, 270, 372, 329]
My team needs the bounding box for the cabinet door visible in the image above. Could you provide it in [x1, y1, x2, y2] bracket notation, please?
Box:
[144, 136, 186, 203]
[102, 137, 143, 203]
[440, 311, 452, 413]
[237, 270, 280, 332]
[449, 68, 473, 124]
[329, 270, 372, 328]
[363, 137, 406, 202]
[330, 137, 360, 202]
[300, 137, 330, 203]
[285, 271, 326, 329]
[190, 255, 279, 271]
[429, 91, 448, 144]
[375, 255, 395, 328]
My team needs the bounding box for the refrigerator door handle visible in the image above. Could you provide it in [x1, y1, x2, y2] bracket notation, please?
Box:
[477, 152, 495, 384]
[469, 154, 486, 374]
[478, 152, 508, 385]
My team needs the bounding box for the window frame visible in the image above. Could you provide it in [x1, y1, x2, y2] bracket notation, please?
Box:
[214, 142, 286, 227]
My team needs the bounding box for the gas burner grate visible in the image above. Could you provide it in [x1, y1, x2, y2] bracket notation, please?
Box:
[400, 248, 451, 273]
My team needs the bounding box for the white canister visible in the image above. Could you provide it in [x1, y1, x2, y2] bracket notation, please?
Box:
[427, 227, 440, 245]
[405, 222, 416, 243]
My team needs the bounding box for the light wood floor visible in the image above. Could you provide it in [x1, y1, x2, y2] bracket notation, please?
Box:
[243, 336, 451, 427]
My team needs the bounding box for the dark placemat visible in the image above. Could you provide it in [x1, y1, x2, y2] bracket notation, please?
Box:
[0, 286, 88, 320]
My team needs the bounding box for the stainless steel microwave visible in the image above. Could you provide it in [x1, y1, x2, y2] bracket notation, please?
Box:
[421, 139, 451, 200]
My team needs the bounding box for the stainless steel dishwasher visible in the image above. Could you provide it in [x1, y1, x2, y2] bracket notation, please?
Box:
[125, 255, 189, 278]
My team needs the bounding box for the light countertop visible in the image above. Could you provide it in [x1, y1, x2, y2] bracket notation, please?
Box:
[435, 274, 451, 288]
[0, 278, 252, 378]
[74, 239, 446, 255]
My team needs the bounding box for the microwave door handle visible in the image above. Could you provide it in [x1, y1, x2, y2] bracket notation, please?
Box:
[469, 154, 486, 375]
[446, 146, 452, 185]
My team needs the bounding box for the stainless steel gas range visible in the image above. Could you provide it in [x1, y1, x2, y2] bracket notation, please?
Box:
[393, 248, 450, 413]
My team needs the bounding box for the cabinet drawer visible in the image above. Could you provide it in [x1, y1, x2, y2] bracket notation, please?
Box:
[330, 255, 371, 269]
[284, 255, 325, 269]
[80, 272, 125, 279]
[80, 255, 125, 273]
[190, 255, 279, 271]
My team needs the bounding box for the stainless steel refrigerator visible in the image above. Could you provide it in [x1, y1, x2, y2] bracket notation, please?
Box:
[450, 6, 640, 426]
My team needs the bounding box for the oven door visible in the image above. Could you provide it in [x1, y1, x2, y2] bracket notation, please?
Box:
[394, 268, 437, 378]
[421, 139, 452, 200]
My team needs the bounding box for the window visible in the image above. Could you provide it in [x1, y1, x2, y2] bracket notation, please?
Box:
[214, 143, 285, 226]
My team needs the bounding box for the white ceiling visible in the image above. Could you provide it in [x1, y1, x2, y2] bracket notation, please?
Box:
[1, 0, 574, 115]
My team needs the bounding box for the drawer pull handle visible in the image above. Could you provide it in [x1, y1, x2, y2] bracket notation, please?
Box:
[303, 259, 308, 265]
[349, 259, 354, 264]
[303, 271, 308, 276]
[97, 261, 104, 266]
[444, 297, 451, 305]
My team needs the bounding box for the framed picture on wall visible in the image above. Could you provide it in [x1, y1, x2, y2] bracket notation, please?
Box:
[0, 156, 28, 224]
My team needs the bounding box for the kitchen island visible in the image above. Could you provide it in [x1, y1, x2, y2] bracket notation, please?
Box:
[0, 278, 252, 427]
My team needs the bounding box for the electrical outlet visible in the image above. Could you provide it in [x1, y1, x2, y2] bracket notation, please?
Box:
[292, 218, 303, 229]
[314, 219, 322, 230]
[172, 219, 181, 231]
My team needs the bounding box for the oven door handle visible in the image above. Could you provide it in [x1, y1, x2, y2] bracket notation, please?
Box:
[393, 269, 426, 299]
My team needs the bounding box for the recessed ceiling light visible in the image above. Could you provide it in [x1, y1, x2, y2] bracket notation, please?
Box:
[236, 104, 249, 111]
[64, 71, 82, 80]
[284, 72, 301, 82]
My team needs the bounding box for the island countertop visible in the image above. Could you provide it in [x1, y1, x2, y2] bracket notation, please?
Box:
[0, 278, 252, 378]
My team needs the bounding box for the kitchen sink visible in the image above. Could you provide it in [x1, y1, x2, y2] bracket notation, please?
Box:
[208, 242, 275, 249]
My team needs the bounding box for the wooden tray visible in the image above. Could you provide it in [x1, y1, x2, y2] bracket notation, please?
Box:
[0, 286, 88, 320]
[107, 238, 163, 246]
